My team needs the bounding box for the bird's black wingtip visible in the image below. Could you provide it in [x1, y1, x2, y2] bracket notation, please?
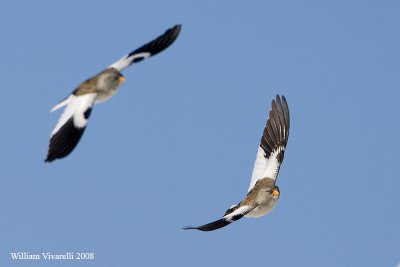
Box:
[45, 116, 88, 164]
[170, 24, 182, 32]
[44, 153, 57, 163]
[182, 226, 197, 230]
[127, 24, 182, 59]
[274, 94, 286, 103]
[276, 94, 288, 109]
[182, 218, 232, 232]
[172, 24, 182, 31]
[167, 24, 182, 40]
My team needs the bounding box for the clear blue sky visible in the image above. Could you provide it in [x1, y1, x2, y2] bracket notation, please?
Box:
[1, 1, 399, 266]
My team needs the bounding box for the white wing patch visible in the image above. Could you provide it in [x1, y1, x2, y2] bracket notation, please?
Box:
[50, 93, 97, 136]
[50, 96, 71, 113]
[223, 205, 254, 221]
[108, 52, 151, 72]
[248, 146, 284, 192]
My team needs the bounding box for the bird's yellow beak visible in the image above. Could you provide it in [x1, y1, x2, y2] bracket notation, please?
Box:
[118, 76, 126, 83]
[272, 188, 280, 197]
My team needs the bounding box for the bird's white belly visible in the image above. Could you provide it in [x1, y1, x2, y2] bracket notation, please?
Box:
[245, 198, 278, 218]
[245, 205, 273, 218]
[94, 89, 119, 104]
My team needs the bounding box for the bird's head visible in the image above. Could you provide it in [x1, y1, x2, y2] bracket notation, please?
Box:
[97, 68, 125, 91]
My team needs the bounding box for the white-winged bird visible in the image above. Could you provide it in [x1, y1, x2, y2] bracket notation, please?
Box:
[184, 95, 290, 231]
[45, 25, 181, 162]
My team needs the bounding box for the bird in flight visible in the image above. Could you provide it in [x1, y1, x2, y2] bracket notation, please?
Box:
[183, 95, 290, 231]
[45, 24, 182, 163]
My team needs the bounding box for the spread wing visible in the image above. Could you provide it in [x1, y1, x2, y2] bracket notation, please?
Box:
[108, 24, 182, 72]
[183, 205, 255, 232]
[45, 93, 97, 162]
[248, 95, 290, 192]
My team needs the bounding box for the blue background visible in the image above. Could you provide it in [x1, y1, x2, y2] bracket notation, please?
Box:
[1, 1, 399, 266]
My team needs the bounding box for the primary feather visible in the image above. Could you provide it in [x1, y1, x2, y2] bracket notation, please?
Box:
[108, 24, 181, 71]
[46, 93, 97, 162]
[248, 95, 290, 191]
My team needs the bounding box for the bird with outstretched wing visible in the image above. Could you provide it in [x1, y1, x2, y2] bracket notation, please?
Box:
[184, 95, 290, 231]
[45, 24, 181, 162]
